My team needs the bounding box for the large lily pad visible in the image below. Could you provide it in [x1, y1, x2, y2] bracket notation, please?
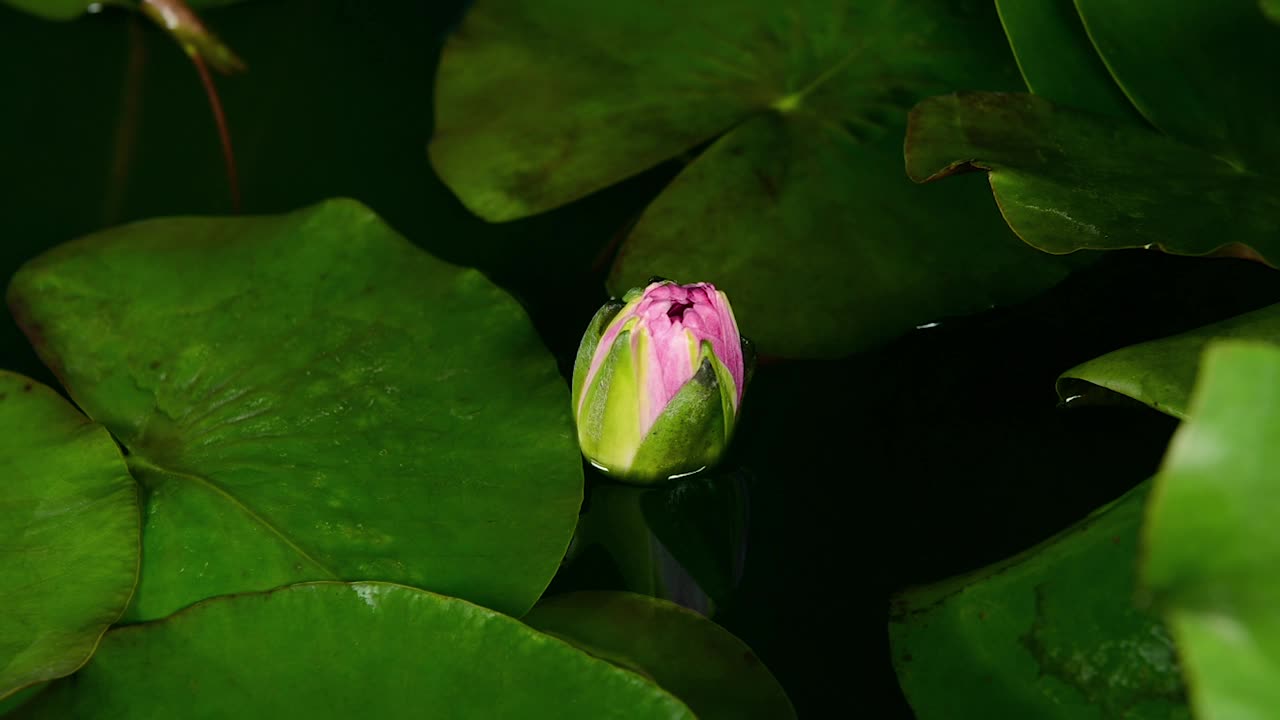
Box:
[1142, 341, 1280, 719]
[15, 582, 694, 718]
[7, 199, 582, 621]
[525, 591, 795, 720]
[890, 482, 1188, 719]
[993, 0, 1138, 119]
[432, 0, 1081, 358]
[906, 92, 1280, 261]
[1074, 0, 1280, 170]
[0, 373, 138, 699]
[1058, 302, 1280, 420]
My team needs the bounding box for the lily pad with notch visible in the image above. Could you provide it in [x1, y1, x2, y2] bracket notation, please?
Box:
[7, 199, 583, 621]
[431, 0, 1085, 358]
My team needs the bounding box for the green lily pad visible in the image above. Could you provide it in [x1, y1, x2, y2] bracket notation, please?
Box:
[0, 373, 138, 700]
[890, 482, 1188, 719]
[1075, 0, 1280, 170]
[432, 0, 1082, 358]
[1058, 302, 1280, 420]
[905, 92, 1280, 261]
[15, 582, 694, 719]
[993, 0, 1139, 119]
[525, 591, 795, 720]
[7, 199, 582, 621]
[1142, 341, 1280, 719]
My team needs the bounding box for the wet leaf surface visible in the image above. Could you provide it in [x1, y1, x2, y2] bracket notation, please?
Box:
[8, 200, 582, 621]
[891, 482, 1188, 719]
[16, 582, 694, 719]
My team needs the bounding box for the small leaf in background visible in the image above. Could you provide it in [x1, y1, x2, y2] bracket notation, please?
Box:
[432, 0, 1083, 358]
[890, 482, 1188, 719]
[1142, 341, 1280, 720]
[1264, 0, 1280, 24]
[15, 582, 694, 719]
[1059, 302, 1280, 420]
[906, 92, 1280, 261]
[525, 591, 795, 720]
[1074, 0, 1280, 170]
[7, 199, 582, 621]
[994, 0, 1141, 120]
[0, 373, 138, 699]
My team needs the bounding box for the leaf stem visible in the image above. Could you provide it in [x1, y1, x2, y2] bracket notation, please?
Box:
[190, 52, 241, 212]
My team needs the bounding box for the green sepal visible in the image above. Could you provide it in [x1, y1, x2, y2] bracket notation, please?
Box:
[571, 299, 627, 413]
[577, 327, 643, 475]
[705, 342, 739, 444]
[627, 344, 728, 485]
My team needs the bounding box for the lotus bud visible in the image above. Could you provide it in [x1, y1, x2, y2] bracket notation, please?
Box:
[572, 279, 749, 484]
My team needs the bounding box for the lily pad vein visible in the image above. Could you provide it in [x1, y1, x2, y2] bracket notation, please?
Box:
[125, 455, 339, 579]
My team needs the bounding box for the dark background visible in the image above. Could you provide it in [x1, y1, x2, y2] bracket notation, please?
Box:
[4, 1, 1279, 716]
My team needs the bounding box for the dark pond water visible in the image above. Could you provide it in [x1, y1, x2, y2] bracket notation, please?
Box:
[5, 1, 1280, 716]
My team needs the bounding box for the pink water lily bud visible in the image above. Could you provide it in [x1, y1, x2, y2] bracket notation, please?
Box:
[571, 280, 750, 484]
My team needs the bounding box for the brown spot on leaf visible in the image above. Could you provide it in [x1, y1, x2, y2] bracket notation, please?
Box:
[23, 383, 32, 393]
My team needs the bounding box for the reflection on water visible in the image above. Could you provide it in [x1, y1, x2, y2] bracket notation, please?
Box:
[560, 468, 750, 617]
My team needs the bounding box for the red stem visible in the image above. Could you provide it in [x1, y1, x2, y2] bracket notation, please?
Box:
[190, 52, 241, 212]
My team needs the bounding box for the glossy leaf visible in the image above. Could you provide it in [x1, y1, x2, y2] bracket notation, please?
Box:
[0, 373, 138, 699]
[433, 0, 1081, 357]
[890, 482, 1188, 719]
[994, 0, 1138, 119]
[1142, 341, 1280, 719]
[7, 199, 582, 621]
[16, 582, 694, 719]
[1059, 302, 1280, 420]
[906, 92, 1280, 261]
[1075, 0, 1280, 170]
[526, 591, 795, 720]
